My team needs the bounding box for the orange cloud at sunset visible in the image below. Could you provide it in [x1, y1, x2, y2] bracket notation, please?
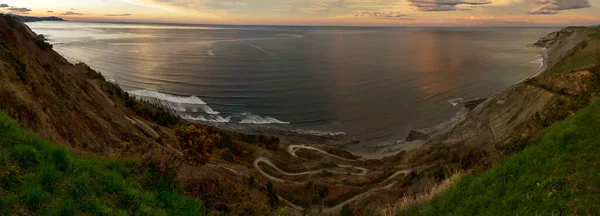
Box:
[1, 0, 598, 26]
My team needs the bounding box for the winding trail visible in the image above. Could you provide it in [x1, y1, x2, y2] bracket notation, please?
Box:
[253, 157, 369, 184]
[254, 145, 411, 213]
[288, 145, 360, 161]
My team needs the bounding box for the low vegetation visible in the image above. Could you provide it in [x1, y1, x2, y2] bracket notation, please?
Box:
[395, 86, 600, 215]
[3, 15, 53, 50]
[0, 111, 209, 215]
[546, 31, 600, 75]
[85, 67, 182, 127]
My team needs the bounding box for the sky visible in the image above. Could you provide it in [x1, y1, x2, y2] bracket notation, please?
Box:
[1, 0, 599, 26]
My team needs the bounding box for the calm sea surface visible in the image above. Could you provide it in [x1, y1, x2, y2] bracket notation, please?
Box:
[29, 21, 556, 151]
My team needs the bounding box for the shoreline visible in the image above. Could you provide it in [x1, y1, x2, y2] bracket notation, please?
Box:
[133, 45, 550, 160]
[350, 46, 550, 159]
[45, 24, 551, 159]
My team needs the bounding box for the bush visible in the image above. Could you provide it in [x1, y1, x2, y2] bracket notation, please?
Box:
[52, 147, 71, 171]
[266, 181, 278, 207]
[40, 165, 58, 190]
[460, 151, 475, 169]
[248, 176, 255, 187]
[24, 185, 45, 210]
[123, 97, 179, 126]
[176, 125, 221, 163]
[34, 39, 53, 50]
[340, 204, 353, 216]
[10, 145, 40, 168]
[57, 198, 76, 216]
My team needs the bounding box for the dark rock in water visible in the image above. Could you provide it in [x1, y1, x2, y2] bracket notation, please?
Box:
[464, 98, 487, 111]
[405, 130, 429, 142]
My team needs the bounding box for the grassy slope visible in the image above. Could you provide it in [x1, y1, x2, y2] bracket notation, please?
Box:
[546, 30, 600, 75]
[0, 111, 207, 216]
[399, 90, 600, 215]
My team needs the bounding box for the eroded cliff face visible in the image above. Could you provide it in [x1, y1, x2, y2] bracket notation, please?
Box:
[396, 27, 600, 169]
[537, 27, 597, 70]
[0, 15, 181, 156]
[2, 15, 599, 214]
[0, 16, 280, 214]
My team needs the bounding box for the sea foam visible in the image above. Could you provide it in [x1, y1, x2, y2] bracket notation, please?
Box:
[292, 129, 346, 137]
[128, 89, 207, 105]
[239, 113, 289, 124]
[447, 98, 464, 107]
[182, 114, 231, 123]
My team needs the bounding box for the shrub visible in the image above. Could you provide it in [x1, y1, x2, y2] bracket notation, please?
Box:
[10, 145, 40, 168]
[0, 170, 20, 190]
[460, 151, 475, 169]
[52, 147, 71, 171]
[0, 41, 27, 82]
[24, 185, 45, 210]
[497, 136, 530, 156]
[266, 181, 278, 207]
[123, 97, 179, 126]
[85, 66, 106, 81]
[57, 198, 76, 216]
[340, 204, 353, 216]
[176, 125, 221, 163]
[40, 165, 58, 190]
[71, 173, 94, 199]
[248, 176, 255, 187]
[102, 171, 125, 194]
[222, 150, 234, 162]
[34, 39, 53, 50]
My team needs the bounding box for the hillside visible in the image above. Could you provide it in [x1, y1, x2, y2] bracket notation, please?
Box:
[0, 14, 276, 215]
[0, 111, 206, 215]
[386, 27, 600, 215]
[395, 87, 600, 215]
[1, 13, 600, 215]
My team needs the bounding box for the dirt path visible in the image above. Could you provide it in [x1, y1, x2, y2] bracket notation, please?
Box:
[288, 145, 360, 161]
[254, 145, 411, 214]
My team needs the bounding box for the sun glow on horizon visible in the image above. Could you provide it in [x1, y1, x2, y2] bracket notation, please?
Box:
[2, 0, 599, 26]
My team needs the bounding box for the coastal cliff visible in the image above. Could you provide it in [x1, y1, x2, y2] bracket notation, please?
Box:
[381, 26, 600, 215]
[0, 15, 278, 215]
[1, 13, 599, 215]
[400, 25, 599, 165]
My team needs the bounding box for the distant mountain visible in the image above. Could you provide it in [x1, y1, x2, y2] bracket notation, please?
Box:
[10, 14, 65, 22]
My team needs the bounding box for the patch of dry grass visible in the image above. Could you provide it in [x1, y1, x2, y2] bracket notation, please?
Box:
[380, 172, 462, 216]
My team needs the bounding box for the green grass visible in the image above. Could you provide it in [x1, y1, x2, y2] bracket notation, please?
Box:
[398, 98, 600, 215]
[546, 35, 600, 75]
[0, 111, 208, 215]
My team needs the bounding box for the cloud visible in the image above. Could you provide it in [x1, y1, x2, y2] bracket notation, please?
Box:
[203, 0, 246, 8]
[47, 10, 54, 13]
[528, 0, 591, 15]
[0, 4, 9, 8]
[6, 7, 32, 14]
[70, 8, 77, 10]
[61, 11, 84, 16]
[406, 0, 491, 11]
[357, 11, 411, 19]
[105, 13, 133, 16]
[275, 0, 350, 14]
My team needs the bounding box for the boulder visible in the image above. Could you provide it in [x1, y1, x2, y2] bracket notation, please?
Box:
[405, 130, 429, 142]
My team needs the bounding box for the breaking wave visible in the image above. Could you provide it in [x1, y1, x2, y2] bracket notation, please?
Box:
[447, 98, 464, 107]
[182, 114, 231, 123]
[128, 89, 207, 105]
[127, 89, 289, 125]
[239, 113, 289, 124]
[292, 129, 346, 137]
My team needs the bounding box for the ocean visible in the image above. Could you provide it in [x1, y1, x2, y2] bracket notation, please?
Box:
[28, 21, 556, 153]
